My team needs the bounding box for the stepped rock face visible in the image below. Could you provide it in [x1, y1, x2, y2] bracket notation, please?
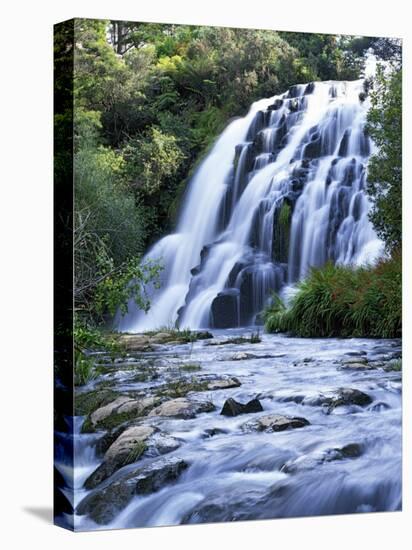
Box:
[118, 81, 382, 332]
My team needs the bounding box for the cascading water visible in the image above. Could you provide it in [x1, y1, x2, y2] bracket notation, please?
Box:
[118, 80, 383, 332]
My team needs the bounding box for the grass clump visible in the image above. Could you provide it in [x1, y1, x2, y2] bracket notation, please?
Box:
[179, 363, 202, 372]
[124, 441, 147, 466]
[264, 255, 401, 338]
[143, 326, 195, 343]
[75, 389, 120, 416]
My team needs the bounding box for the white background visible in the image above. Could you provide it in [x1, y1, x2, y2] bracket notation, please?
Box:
[0, 0, 410, 548]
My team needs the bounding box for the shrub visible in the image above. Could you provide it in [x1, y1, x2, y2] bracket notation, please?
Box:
[264, 255, 401, 338]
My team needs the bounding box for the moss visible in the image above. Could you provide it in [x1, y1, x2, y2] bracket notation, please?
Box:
[179, 363, 202, 372]
[385, 359, 402, 372]
[156, 377, 209, 398]
[272, 201, 291, 263]
[75, 389, 120, 417]
[93, 410, 144, 432]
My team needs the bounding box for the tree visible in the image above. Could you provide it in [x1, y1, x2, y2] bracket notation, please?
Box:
[366, 65, 402, 252]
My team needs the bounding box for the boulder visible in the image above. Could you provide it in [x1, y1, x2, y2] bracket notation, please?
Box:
[220, 398, 263, 417]
[148, 398, 215, 419]
[85, 425, 182, 489]
[86, 395, 159, 431]
[116, 334, 152, 352]
[77, 457, 188, 525]
[85, 425, 156, 489]
[243, 413, 310, 432]
[210, 289, 240, 328]
[195, 331, 214, 340]
[304, 82, 315, 95]
[267, 98, 283, 111]
[303, 388, 372, 412]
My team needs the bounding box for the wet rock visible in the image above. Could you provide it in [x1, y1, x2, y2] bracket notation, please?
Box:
[207, 377, 241, 391]
[85, 395, 159, 432]
[116, 334, 153, 352]
[281, 443, 361, 473]
[305, 388, 372, 412]
[342, 356, 368, 365]
[370, 401, 391, 412]
[86, 426, 182, 489]
[195, 331, 213, 340]
[340, 362, 375, 371]
[344, 350, 367, 357]
[77, 457, 188, 525]
[202, 427, 228, 438]
[230, 352, 257, 361]
[220, 398, 263, 417]
[243, 414, 310, 432]
[148, 398, 215, 419]
[268, 98, 283, 111]
[85, 425, 156, 489]
[304, 82, 315, 95]
[211, 289, 240, 328]
[289, 98, 299, 112]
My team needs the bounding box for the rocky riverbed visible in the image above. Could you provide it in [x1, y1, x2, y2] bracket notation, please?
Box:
[55, 329, 402, 530]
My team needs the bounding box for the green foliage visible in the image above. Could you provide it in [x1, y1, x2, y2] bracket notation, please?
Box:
[94, 257, 162, 317]
[264, 255, 401, 338]
[123, 127, 185, 196]
[366, 65, 402, 252]
[75, 354, 96, 386]
[74, 320, 123, 386]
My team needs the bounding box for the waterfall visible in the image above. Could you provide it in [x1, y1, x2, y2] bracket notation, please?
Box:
[118, 80, 383, 332]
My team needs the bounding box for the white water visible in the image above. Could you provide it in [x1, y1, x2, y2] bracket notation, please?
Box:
[118, 81, 383, 332]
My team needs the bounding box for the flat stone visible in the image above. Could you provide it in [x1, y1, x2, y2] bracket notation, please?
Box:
[207, 377, 241, 391]
[342, 356, 368, 365]
[90, 396, 158, 428]
[148, 398, 215, 419]
[339, 363, 375, 371]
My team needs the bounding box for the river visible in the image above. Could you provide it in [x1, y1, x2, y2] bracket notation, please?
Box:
[55, 329, 402, 530]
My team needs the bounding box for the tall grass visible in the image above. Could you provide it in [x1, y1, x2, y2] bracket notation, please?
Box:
[264, 254, 401, 338]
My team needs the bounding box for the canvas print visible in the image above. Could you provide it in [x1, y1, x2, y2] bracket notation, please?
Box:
[54, 19, 402, 531]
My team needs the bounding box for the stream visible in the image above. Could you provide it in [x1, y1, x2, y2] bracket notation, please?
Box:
[55, 330, 402, 530]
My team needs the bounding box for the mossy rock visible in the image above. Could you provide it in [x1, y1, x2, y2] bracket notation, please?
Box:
[75, 389, 120, 417]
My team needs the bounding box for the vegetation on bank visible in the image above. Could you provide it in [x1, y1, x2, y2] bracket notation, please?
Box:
[264, 255, 401, 338]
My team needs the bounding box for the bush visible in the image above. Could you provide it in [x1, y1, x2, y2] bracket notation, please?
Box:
[264, 255, 401, 338]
